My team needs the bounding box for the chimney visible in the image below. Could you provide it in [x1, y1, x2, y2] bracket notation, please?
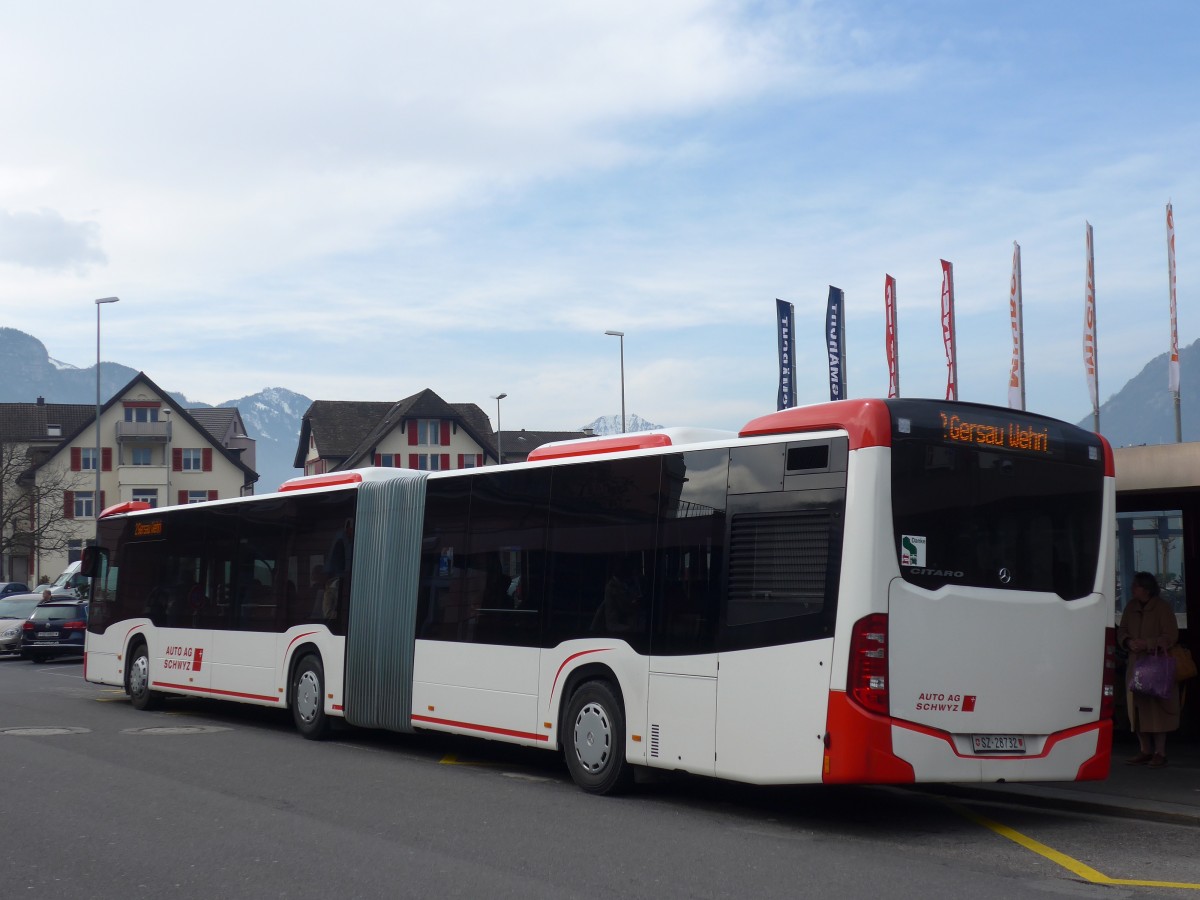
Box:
[36, 396, 45, 405]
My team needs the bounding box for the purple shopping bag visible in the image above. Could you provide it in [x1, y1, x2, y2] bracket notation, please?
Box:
[1130, 649, 1176, 699]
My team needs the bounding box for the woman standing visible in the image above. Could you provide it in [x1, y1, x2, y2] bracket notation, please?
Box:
[1117, 571, 1180, 768]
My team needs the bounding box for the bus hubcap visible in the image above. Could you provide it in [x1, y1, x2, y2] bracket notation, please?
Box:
[296, 670, 320, 723]
[130, 655, 148, 696]
[574, 702, 610, 773]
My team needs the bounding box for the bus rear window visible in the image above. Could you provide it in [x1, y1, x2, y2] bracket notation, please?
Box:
[890, 435, 1104, 600]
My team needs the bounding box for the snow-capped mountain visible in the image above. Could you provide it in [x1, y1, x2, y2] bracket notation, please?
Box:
[580, 413, 663, 436]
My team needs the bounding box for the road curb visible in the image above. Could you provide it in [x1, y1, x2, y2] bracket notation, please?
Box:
[908, 783, 1200, 828]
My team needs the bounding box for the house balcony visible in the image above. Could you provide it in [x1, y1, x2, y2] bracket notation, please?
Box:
[117, 464, 169, 489]
[114, 421, 171, 442]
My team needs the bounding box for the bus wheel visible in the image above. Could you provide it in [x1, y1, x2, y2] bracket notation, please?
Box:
[127, 643, 160, 710]
[291, 655, 330, 740]
[564, 681, 633, 795]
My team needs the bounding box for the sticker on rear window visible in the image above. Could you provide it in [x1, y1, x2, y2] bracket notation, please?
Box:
[900, 534, 926, 566]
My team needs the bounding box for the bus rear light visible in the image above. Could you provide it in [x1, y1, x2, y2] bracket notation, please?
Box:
[848, 613, 889, 716]
[1100, 627, 1116, 720]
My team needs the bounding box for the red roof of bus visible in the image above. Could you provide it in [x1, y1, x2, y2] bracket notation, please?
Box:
[526, 432, 675, 462]
[739, 399, 893, 449]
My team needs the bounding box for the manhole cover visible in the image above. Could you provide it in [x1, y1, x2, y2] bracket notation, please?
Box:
[123, 725, 231, 735]
[1, 726, 90, 736]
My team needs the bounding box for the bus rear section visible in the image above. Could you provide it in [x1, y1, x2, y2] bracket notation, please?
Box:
[822, 400, 1115, 783]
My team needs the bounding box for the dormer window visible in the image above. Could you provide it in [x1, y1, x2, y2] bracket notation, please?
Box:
[47, 424, 62, 438]
[415, 419, 449, 446]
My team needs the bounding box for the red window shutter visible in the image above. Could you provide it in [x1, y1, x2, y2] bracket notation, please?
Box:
[374, 453, 382, 466]
[70, 448, 81, 471]
[172, 448, 183, 471]
[440, 453, 450, 470]
[457, 454, 464, 468]
[178, 490, 188, 505]
[477, 454, 483, 467]
[409, 454, 419, 468]
[202, 448, 213, 472]
[102, 448, 112, 471]
[208, 490, 218, 501]
[100, 491, 106, 510]
[64, 491, 74, 519]
[440, 421, 450, 445]
[408, 424, 418, 446]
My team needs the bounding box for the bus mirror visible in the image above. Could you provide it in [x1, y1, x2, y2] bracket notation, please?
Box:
[79, 547, 106, 578]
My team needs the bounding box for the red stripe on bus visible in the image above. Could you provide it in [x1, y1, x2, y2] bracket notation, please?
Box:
[548, 647, 613, 707]
[285, 631, 321, 656]
[152, 681, 280, 703]
[411, 714, 549, 742]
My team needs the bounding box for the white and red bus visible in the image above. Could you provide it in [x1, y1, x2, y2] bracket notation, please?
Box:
[84, 398, 1116, 793]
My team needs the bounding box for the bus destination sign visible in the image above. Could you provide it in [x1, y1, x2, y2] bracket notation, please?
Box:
[133, 520, 164, 537]
[939, 411, 1051, 454]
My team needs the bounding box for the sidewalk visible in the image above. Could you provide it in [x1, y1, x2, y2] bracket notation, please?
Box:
[917, 733, 1200, 826]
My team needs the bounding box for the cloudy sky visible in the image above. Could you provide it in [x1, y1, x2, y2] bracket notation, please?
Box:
[1, 2, 1197, 433]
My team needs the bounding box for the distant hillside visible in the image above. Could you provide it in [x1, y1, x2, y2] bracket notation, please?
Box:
[1077, 337, 1200, 447]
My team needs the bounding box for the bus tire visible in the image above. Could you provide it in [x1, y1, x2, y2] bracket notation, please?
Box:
[291, 654, 330, 740]
[564, 680, 633, 795]
[127, 642, 161, 710]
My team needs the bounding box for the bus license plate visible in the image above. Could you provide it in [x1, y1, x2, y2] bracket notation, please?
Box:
[972, 734, 1025, 754]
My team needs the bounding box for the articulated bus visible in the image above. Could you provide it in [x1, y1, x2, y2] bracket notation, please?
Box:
[83, 398, 1116, 793]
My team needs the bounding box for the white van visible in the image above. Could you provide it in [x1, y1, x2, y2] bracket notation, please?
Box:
[46, 561, 89, 598]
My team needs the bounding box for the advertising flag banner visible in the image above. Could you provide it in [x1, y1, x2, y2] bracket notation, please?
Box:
[1008, 242, 1025, 410]
[826, 286, 846, 401]
[940, 260, 958, 400]
[884, 275, 899, 398]
[1083, 222, 1099, 422]
[1168, 203, 1180, 394]
[776, 298, 795, 410]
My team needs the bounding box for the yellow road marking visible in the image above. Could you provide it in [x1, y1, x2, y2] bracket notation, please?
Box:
[439, 753, 502, 767]
[947, 800, 1200, 890]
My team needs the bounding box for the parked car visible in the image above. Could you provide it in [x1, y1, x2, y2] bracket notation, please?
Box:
[0, 581, 29, 598]
[21, 600, 89, 662]
[0, 594, 42, 654]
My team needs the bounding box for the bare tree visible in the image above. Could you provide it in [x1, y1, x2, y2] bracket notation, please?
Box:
[1, 442, 91, 578]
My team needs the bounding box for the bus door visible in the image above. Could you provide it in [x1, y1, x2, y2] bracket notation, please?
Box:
[207, 538, 283, 704]
[118, 532, 213, 697]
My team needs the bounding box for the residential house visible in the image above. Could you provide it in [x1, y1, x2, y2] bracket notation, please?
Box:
[0, 371, 257, 583]
[295, 389, 497, 476]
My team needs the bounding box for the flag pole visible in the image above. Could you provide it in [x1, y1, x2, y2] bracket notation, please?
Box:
[1167, 202, 1182, 442]
[1084, 223, 1099, 432]
[1009, 242, 1025, 410]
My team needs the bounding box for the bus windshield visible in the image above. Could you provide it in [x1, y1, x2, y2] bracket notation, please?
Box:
[889, 402, 1105, 600]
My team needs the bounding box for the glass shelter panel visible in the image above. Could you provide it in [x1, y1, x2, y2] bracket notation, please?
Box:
[1115, 509, 1186, 625]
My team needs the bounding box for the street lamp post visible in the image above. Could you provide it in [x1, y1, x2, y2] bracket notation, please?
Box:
[491, 393, 507, 465]
[604, 330, 625, 433]
[94, 297, 119, 537]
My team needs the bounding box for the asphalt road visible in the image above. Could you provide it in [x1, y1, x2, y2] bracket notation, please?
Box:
[2, 655, 1197, 899]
